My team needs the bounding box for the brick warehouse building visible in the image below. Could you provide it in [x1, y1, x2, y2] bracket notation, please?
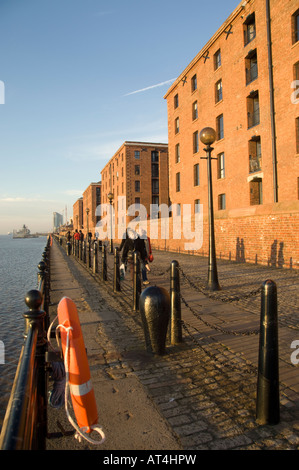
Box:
[72, 197, 83, 232]
[163, 0, 299, 268]
[100, 141, 169, 240]
[73, 182, 101, 237]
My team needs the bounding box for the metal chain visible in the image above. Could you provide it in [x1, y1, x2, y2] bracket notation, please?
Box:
[180, 292, 259, 336]
[150, 266, 171, 277]
[178, 266, 262, 302]
[180, 320, 258, 376]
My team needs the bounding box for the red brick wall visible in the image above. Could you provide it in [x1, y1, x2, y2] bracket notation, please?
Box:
[148, 203, 299, 270]
[162, 0, 299, 270]
[73, 198, 83, 231]
[82, 183, 101, 237]
[100, 142, 169, 235]
[165, 0, 299, 221]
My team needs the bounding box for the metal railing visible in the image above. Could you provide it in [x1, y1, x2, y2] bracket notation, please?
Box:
[0, 237, 51, 450]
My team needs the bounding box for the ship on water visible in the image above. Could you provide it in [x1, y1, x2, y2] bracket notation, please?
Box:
[13, 224, 38, 239]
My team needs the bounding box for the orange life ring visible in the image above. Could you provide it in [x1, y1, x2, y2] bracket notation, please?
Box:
[57, 297, 98, 433]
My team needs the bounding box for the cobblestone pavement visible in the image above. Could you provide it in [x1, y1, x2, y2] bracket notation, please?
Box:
[48, 241, 299, 450]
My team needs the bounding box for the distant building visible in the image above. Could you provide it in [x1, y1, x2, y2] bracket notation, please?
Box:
[163, 0, 299, 267]
[100, 141, 169, 239]
[82, 182, 101, 237]
[53, 212, 63, 233]
[73, 197, 83, 231]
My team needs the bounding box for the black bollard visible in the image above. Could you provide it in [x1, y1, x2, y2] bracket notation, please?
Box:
[87, 240, 91, 268]
[133, 251, 141, 311]
[79, 240, 83, 260]
[101, 244, 107, 281]
[66, 241, 71, 256]
[113, 247, 121, 292]
[93, 240, 98, 274]
[256, 279, 280, 425]
[170, 260, 182, 344]
[83, 240, 86, 264]
[139, 286, 170, 355]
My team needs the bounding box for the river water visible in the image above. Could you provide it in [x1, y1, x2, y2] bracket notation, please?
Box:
[0, 235, 48, 429]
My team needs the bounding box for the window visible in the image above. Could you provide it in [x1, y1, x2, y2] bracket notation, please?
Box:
[175, 117, 179, 134]
[215, 79, 223, 103]
[192, 101, 198, 120]
[249, 137, 262, 173]
[247, 91, 260, 128]
[191, 74, 197, 92]
[174, 94, 179, 109]
[245, 49, 258, 84]
[296, 117, 299, 153]
[218, 193, 226, 210]
[152, 195, 159, 205]
[175, 143, 180, 163]
[151, 163, 159, 177]
[152, 179, 159, 194]
[216, 114, 224, 140]
[217, 152, 225, 179]
[96, 186, 101, 203]
[243, 12, 256, 46]
[134, 150, 140, 159]
[292, 9, 299, 44]
[194, 199, 201, 213]
[135, 165, 140, 175]
[214, 49, 221, 70]
[249, 178, 263, 205]
[176, 172, 180, 192]
[176, 204, 181, 216]
[193, 131, 199, 153]
[135, 197, 140, 205]
[193, 163, 200, 186]
[135, 180, 140, 192]
[151, 150, 159, 162]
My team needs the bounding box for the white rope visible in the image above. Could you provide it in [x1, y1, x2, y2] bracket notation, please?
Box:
[47, 315, 59, 351]
[55, 323, 106, 446]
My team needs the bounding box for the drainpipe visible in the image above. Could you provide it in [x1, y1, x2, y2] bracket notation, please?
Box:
[266, 0, 278, 203]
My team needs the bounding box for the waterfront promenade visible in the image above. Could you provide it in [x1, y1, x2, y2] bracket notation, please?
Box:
[46, 240, 299, 450]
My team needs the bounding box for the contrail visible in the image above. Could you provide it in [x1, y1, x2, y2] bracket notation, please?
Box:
[124, 78, 177, 96]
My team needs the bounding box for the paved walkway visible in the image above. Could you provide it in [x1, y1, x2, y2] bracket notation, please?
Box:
[46, 240, 299, 450]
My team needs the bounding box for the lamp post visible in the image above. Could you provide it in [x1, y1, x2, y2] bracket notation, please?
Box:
[200, 127, 221, 291]
[85, 208, 90, 238]
[107, 192, 114, 254]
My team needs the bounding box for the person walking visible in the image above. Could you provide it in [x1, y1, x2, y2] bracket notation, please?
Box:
[119, 227, 150, 283]
[138, 228, 152, 285]
[74, 229, 80, 241]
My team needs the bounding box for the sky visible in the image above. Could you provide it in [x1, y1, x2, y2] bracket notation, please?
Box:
[0, 0, 239, 234]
